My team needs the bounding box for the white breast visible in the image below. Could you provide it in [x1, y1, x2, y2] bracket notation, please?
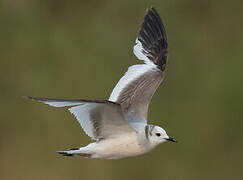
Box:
[92, 132, 151, 159]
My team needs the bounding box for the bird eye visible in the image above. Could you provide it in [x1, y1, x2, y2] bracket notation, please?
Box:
[156, 133, 161, 137]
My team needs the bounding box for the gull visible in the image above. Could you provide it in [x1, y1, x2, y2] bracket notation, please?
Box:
[29, 7, 176, 159]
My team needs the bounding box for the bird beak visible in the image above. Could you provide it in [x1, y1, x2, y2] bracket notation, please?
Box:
[165, 137, 177, 143]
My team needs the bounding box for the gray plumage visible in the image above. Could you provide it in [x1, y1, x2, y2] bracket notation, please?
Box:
[28, 8, 176, 159]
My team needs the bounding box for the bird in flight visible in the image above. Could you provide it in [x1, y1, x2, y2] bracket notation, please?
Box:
[29, 7, 176, 159]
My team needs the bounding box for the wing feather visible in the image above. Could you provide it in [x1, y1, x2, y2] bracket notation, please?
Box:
[29, 97, 135, 140]
[109, 8, 168, 123]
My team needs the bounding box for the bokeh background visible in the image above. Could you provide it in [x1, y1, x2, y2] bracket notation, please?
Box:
[1, 0, 243, 179]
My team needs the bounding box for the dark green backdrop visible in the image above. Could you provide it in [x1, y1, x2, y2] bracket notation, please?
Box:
[1, 0, 243, 179]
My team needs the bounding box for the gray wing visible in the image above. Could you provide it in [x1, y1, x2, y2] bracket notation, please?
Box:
[29, 97, 135, 140]
[109, 8, 168, 124]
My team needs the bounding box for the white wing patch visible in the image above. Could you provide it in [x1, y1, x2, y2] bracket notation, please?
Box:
[27, 97, 85, 107]
[68, 104, 96, 139]
[109, 64, 156, 102]
[133, 38, 155, 66]
[40, 101, 83, 107]
[29, 97, 135, 140]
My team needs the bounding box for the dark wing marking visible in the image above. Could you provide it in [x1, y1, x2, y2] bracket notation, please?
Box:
[109, 8, 168, 122]
[138, 7, 168, 70]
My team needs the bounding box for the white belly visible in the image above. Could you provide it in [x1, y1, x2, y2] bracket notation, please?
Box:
[87, 133, 151, 159]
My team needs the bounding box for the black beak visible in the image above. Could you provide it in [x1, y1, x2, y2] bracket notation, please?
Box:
[165, 137, 177, 143]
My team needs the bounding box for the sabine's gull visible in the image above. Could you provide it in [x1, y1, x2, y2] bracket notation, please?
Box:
[29, 7, 176, 159]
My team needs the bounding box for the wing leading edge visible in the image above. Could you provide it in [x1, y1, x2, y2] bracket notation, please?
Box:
[109, 8, 168, 123]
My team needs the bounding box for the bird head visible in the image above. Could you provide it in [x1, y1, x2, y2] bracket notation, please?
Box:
[146, 125, 176, 146]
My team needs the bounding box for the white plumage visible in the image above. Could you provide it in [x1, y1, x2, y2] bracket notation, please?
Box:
[29, 8, 176, 159]
[69, 104, 95, 138]
[109, 64, 156, 102]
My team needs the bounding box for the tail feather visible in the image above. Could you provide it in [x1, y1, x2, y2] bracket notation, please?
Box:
[57, 151, 74, 156]
[57, 148, 92, 158]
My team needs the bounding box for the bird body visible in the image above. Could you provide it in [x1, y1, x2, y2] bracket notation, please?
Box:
[58, 124, 166, 159]
[69, 130, 147, 159]
[29, 8, 176, 159]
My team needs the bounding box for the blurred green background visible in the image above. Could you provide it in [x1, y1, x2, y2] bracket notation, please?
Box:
[1, 0, 243, 179]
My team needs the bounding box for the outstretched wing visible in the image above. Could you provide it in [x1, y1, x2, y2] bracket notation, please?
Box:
[109, 8, 168, 124]
[29, 97, 135, 140]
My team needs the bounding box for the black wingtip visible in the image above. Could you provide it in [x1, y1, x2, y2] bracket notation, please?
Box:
[26, 96, 34, 100]
[57, 151, 74, 157]
[25, 96, 44, 102]
[68, 148, 80, 151]
[138, 7, 168, 71]
[22, 96, 40, 102]
[150, 7, 158, 15]
[145, 6, 156, 13]
[148, 7, 156, 13]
